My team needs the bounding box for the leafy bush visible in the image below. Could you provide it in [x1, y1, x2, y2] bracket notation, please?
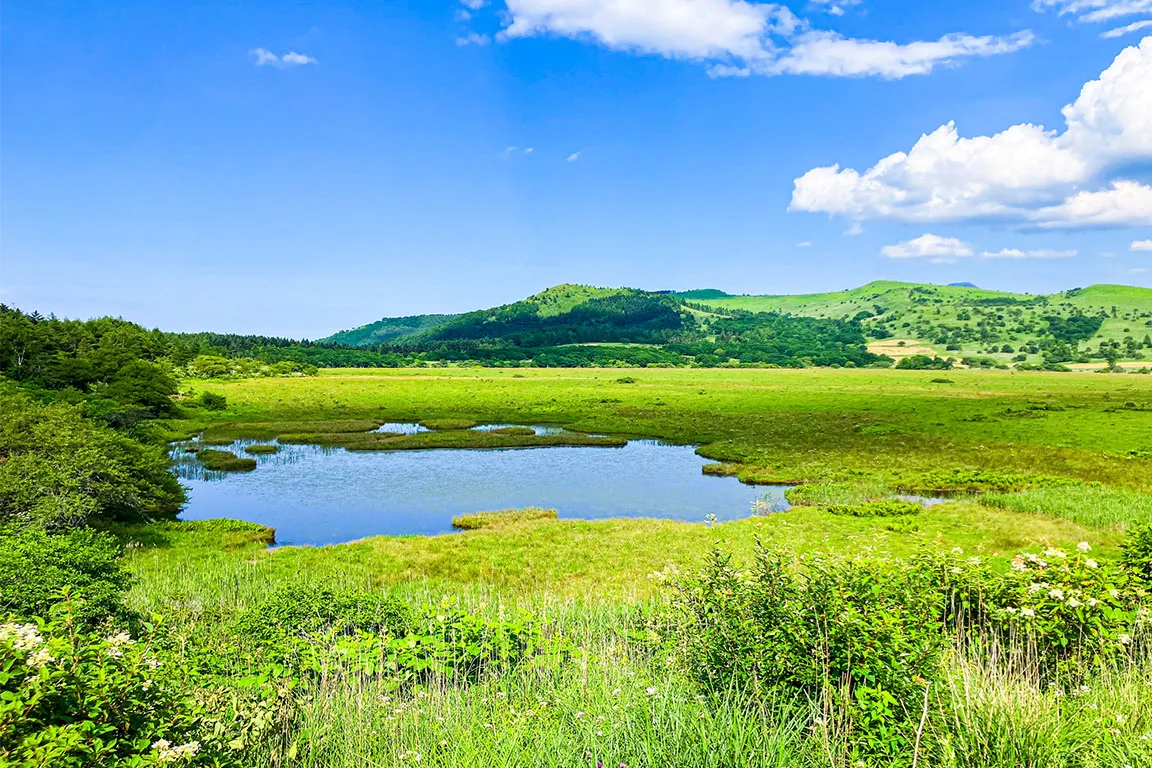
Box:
[0, 391, 184, 526]
[896, 355, 954, 370]
[0, 526, 133, 627]
[0, 604, 229, 767]
[1121, 524, 1152, 583]
[826, 499, 923, 517]
[197, 391, 228, 411]
[234, 586, 412, 661]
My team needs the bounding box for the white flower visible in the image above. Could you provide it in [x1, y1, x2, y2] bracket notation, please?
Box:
[574, 711, 585, 719]
[1048, 589, 1065, 601]
[1021, 608, 1036, 618]
[0, 623, 44, 651]
[646, 687, 658, 697]
[1044, 548, 1066, 559]
[107, 631, 134, 647]
[1067, 597, 1081, 608]
[1077, 542, 1091, 553]
[1011, 556, 1027, 572]
[1003, 607, 1018, 615]
[950, 547, 964, 555]
[1119, 634, 1133, 646]
[967, 557, 981, 566]
[26, 647, 56, 668]
[1085, 559, 1098, 569]
[1087, 598, 1099, 608]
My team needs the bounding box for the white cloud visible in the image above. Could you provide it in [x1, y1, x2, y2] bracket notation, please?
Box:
[567, 151, 582, 162]
[462, 0, 488, 8]
[881, 234, 973, 260]
[251, 48, 317, 68]
[764, 31, 1034, 78]
[843, 222, 863, 236]
[1033, 0, 1152, 23]
[791, 37, 1152, 229]
[1132, 239, 1152, 250]
[457, 32, 492, 45]
[496, 0, 1032, 79]
[1102, 19, 1152, 36]
[980, 248, 1077, 259]
[796, 240, 813, 247]
[881, 235, 1078, 263]
[525, 147, 535, 153]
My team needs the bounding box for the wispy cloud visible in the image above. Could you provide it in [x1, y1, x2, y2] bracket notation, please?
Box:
[456, 32, 491, 46]
[251, 48, 317, 68]
[881, 235, 1077, 263]
[796, 241, 813, 247]
[1102, 19, 1152, 36]
[1132, 239, 1152, 251]
[567, 151, 582, 162]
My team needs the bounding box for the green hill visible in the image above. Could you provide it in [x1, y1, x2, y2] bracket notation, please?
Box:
[324, 280, 1151, 369]
[678, 281, 1152, 368]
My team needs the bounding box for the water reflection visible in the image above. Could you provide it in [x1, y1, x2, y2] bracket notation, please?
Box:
[174, 427, 789, 546]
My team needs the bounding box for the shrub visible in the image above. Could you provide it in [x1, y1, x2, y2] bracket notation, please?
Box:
[1121, 524, 1152, 583]
[669, 545, 949, 760]
[826, 499, 923, 517]
[234, 586, 412, 661]
[0, 525, 133, 628]
[0, 604, 229, 767]
[197, 391, 228, 411]
[419, 418, 477, 430]
[0, 392, 184, 526]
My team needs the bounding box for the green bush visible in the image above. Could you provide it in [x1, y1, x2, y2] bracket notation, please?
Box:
[234, 586, 412, 660]
[0, 603, 229, 767]
[1121, 524, 1152, 583]
[197, 391, 228, 411]
[0, 526, 133, 628]
[826, 499, 923, 517]
[0, 392, 184, 525]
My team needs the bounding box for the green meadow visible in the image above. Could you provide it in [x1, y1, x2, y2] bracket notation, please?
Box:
[7, 366, 1152, 767]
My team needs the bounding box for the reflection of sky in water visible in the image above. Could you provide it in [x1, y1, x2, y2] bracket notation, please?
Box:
[174, 427, 789, 547]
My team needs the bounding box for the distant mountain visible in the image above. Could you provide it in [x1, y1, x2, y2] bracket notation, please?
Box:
[323, 280, 1152, 368]
[948, 282, 979, 288]
[323, 313, 458, 347]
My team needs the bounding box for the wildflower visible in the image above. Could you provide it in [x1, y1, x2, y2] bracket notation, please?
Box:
[144, 656, 161, 669]
[574, 711, 585, 719]
[950, 547, 964, 555]
[1028, 583, 1046, 594]
[1048, 589, 1065, 601]
[153, 740, 200, 762]
[0, 623, 44, 651]
[1011, 556, 1027, 572]
[26, 647, 55, 668]
[1044, 548, 1066, 559]
[1087, 598, 1099, 608]
[1077, 542, 1091, 553]
[645, 687, 657, 697]
[1003, 607, 1018, 615]
[1085, 559, 1098, 569]
[967, 557, 981, 566]
[611, 688, 621, 697]
[1109, 589, 1120, 599]
[1119, 634, 1133, 646]
[1067, 597, 1081, 608]
[950, 567, 962, 575]
[107, 631, 134, 647]
[1021, 608, 1036, 618]
[1077, 685, 1091, 696]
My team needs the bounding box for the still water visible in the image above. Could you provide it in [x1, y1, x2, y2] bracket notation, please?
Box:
[175, 425, 789, 546]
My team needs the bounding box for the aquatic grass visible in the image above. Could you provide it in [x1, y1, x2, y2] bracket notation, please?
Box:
[420, 418, 477, 430]
[452, 507, 558, 530]
[786, 481, 893, 507]
[978, 484, 1152, 530]
[243, 444, 279, 455]
[202, 419, 384, 442]
[346, 431, 627, 452]
[198, 449, 257, 472]
[488, 425, 537, 436]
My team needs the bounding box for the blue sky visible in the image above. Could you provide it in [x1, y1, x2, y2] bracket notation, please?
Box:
[2, 0, 1150, 338]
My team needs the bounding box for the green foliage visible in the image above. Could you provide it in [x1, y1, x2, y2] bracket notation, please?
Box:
[1121, 524, 1152, 583]
[243, 444, 279, 455]
[197, 450, 256, 472]
[0, 604, 229, 767]
[0, 391, 184, 526]
[487, 426, 535, 436]
[826, 499, 924, 517]
[0, 526, 133, 627]
[451, 508, 558, 530]
[907, 469, 1080, 494]
[197, 391, 228, 411]
[896, 354, 954, 370]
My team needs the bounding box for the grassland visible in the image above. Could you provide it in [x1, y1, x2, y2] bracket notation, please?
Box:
[118, 367, 1152, 766]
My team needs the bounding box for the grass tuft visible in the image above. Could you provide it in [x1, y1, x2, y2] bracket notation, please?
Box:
[451, 507, 559, 530]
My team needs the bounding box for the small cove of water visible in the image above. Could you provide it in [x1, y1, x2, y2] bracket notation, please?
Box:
[175, 425, 788, 546]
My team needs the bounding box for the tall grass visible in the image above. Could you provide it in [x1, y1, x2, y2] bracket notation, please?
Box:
[978, 484, 1152, 530]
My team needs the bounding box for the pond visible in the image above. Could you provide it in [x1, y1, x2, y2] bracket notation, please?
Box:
[174, 425, 788, 546]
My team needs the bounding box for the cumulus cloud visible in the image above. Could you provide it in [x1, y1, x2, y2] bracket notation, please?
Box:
[251, 48, 317, 68]
[1132, 239, 1152, 250]
[881, 234, 973, 260]
[494, 0, 1032, 79]
[567, 151, 582, 162]
[790, 37, 1152, 229]
[881, 235, 1077, 262]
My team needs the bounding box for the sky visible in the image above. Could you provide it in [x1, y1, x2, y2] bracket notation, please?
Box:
[2, 0, 1150, 338]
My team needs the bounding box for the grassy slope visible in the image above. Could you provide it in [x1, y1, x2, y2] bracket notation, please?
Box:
[682, 281, 1152, 363]
[322, 313, 458, 347]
